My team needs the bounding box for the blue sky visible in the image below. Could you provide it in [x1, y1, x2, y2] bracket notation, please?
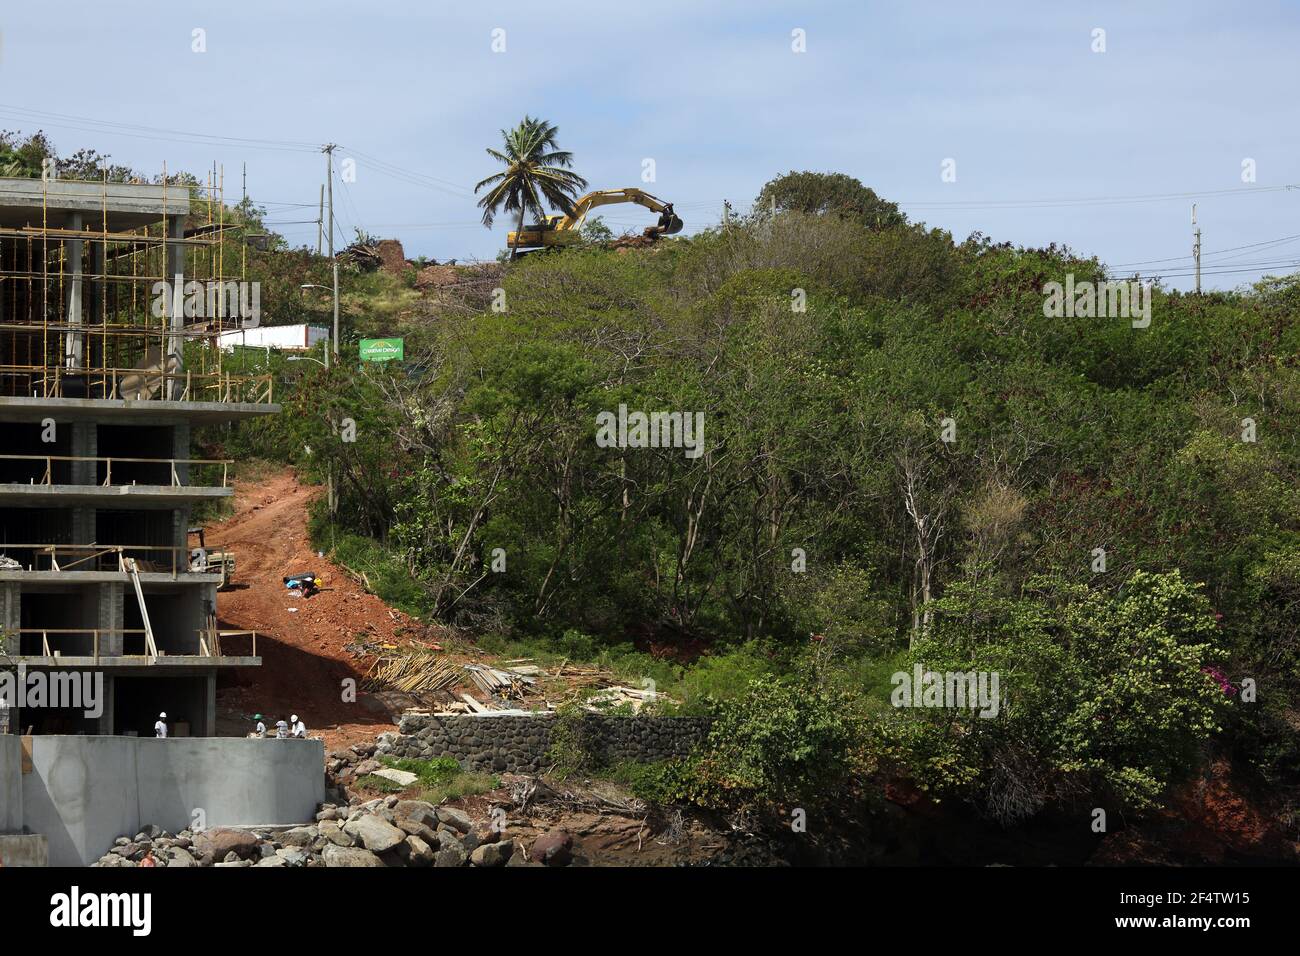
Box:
[1, 1, 1297, 289]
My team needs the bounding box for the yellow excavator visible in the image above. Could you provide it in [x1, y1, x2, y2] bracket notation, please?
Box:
[506, 188, 683, 252]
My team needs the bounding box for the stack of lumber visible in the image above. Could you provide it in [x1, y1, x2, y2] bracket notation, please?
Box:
[464, 663, 536, 701]
[364, 652, 459, 694]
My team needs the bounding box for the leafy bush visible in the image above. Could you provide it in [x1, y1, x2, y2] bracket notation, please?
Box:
[694, 673, 860, 810]
[882, 571, 1230, 820]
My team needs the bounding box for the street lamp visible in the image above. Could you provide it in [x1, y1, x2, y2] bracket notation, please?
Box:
[300, 283, 336, 369]
[286, 354, 327, 368]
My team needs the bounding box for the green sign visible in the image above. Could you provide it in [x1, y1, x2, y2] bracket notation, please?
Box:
[359, 338, 404, 362]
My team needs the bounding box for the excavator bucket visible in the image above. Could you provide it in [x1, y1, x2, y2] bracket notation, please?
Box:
[643, 207, 684, 240]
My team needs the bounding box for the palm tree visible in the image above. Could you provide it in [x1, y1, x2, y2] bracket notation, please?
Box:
[475, 116, 588, 259]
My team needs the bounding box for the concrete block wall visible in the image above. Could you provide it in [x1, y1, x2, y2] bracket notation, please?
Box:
[388, 713, 714, 774]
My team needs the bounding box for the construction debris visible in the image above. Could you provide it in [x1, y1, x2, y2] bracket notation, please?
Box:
[581, 685, 665, 713]
[364, 652, 459, 695]
[463, 663, 536, 701]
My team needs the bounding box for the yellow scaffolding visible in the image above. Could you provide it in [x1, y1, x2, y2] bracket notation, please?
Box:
[0, 166, 270, 403]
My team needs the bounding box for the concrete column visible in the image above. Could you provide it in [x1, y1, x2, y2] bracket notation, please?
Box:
[64, 212, 85, 370]
[70, 506, 95, 545]
[69, 421, 96, 486]
[166, 215, 186, 401]
[0, 583, 20, 656]
[97, 583, 124, 657]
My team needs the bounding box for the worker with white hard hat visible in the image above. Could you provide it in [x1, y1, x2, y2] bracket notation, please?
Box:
[291, 714, 306, 738]
[154, 712, 168, 738]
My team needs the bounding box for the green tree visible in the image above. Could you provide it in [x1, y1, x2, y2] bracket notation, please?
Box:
[474, 116, 589, 259]
[756, 170, 904, 230]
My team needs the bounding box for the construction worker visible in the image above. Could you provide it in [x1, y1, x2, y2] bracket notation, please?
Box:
[154, 712, 168, 739]
[291, 714, 306, 738]
[275, 717, 289, 739]
[252, 713, 267, 738]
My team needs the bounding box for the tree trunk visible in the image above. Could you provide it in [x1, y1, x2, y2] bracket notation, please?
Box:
[511, 203, 526, 260]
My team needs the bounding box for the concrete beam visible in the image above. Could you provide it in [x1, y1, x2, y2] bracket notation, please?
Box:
[10, 657, 261, 668]
[0, 177, 192, 230]
[0, 571, 223, 586]
[0, 484, 232, 507]
[0, 396, 280, 425]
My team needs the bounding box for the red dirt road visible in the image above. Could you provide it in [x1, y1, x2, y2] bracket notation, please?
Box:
[210, 469, 415, 751]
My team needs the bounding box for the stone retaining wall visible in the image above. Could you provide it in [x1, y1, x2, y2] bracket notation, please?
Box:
[384, 713, 713, 774]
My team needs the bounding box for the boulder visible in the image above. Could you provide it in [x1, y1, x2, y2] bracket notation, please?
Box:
[505, 843, 541, 867]
[280, 826, 317, 848]
[532, 831, 573, 866]
[318, 820, 354, 848]
[322, 845, 385, 868]
[165, 847, 197, 868]
[275, 847, 311, 867]
[434, 843, 468, 867]
[405, 835, 435, 867]
[470, 841, 514, 867]
[194, 827, 260, 862]
[344, 814, 406, 853]
[393, 800, 438, 829]
[435, 806, 474, 833]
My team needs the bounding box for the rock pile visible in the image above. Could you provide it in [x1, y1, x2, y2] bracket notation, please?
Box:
[89, 797, 570, 868]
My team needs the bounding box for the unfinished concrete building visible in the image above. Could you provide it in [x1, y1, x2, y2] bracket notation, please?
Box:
[0, 173, 277, 736]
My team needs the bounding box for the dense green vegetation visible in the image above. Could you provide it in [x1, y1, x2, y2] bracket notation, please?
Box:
[202, 170, 1299, 823]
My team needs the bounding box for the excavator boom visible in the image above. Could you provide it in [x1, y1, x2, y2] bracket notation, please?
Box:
[508, 188, 683, 251]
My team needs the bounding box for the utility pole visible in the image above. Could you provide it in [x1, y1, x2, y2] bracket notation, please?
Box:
[317, 184, 324, 255]
[323, 144, 339, 368]
[1192, 202, 1201, 294]
[322, 145, 339, 516]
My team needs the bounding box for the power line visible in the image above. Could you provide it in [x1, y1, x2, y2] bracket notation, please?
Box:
[898, 183, 1299, 211]
[1110, 233, 1300, 268]
[0, 103, 319, 153]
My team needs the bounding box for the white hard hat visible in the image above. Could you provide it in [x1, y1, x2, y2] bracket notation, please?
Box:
[291, 715, 299, 722]
[159, 712, 167, 720]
